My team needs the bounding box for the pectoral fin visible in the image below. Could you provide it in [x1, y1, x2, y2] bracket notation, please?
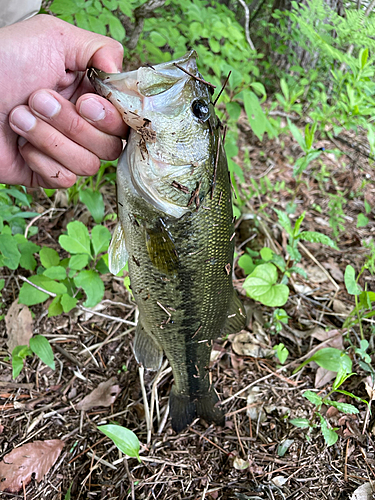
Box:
[108, 222, 128, 275]
[145, 222, 178, 274]
[224, 292, 246, 335]
[133, 323, 163, 371]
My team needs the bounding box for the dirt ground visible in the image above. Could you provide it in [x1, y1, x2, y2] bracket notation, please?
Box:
[1, 122, 375, 500]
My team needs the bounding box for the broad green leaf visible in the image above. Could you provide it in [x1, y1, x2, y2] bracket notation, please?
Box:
[49, 0, 78, 15]
[303, 390, 322, 407]
[40, 247, 60, 268]
[108, 13, 126, 40]
[15, 237, 40, 271]
[61, 294, 78, 313]
[69, 254, 90, 270]
[287, 118, 305, 151]
[30, 335, 55, 370]
[277, 439, 294, 457]
[289, 418, 310, 429]
[98, 424, 141, 462]
[319, 415, 338, 447]
[19, 283, 49, 306]
[226, 102, 241, 121]
[32, 275, 67, 295]
[295, 348, 352, 374]
[357, 213, 369, 227]
[48, 295, 64, 317]
[260, 247, 273, 261]
[325, 400, 358, 414]
[150, 31, 167, 47]
[59, 221, 91, 256]
[88, 14, 107, 35]
[0, 279, 4, 291]
[79, 189, 105, 223]
[243, 90, 275, 141]
[2, 188, 31, 207]
[250, 82, 266, 97]
[274, 343, 289, 364]
[238, 254, 255, 275]
[43, 266, 67, 280]
[75, 11, 90, 30]
[12, 345, 32, 379]
[243, 263, 289, 307]
[344, 265, 362, 295]
[0, 234, 21, 270]
[298, 231, 338, 249]
[74, 270, 104, 307]
[91, 225, 111, 256]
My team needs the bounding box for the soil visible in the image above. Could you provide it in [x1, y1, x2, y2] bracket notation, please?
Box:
[0, 121, 375, 500]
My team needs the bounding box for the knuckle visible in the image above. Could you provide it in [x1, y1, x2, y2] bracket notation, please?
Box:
[66, 115, 86, 137]
[80, 155, 100, 177]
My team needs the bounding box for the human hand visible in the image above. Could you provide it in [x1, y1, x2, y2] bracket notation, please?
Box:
[1, 14, 128, 188]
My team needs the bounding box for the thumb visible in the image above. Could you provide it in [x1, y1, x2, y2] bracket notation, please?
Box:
[50, 15, 124, 73]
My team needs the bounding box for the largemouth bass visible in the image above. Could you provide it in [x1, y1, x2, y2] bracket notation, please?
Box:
[88, 51, 246, 432]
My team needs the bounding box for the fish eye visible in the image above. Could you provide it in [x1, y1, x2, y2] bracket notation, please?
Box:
[191, 99, 210, 121]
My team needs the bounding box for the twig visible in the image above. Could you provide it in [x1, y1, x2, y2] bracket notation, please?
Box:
[213, 71, 231, 106]
[190, 428, 229, 455]
[173, 63, 216, 88]
[124, 458, 135, 500]
[139, 366, 152, 444]
[17, 275, 56, 296]
[297, 241, 340, 292]
[234, 414, 246, 457]
[238, 0, 255, 50]
[126, 0, 167, 50]
[78, 306, 136, 326]
[24, 208, 65, 239]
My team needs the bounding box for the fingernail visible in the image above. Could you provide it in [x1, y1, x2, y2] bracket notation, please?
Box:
[79, 98, 106, 122]
[31, 91, 61, 118]
[10, 108, 37, 132]
[18, 136, 28, 148]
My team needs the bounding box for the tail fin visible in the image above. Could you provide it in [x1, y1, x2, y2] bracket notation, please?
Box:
[169, 386, 225, 432]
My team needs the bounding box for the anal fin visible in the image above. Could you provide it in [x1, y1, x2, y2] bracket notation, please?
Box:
[224, 291, 246, 335]
[108, 222, 128, 275]
[133, 323, 163, 371]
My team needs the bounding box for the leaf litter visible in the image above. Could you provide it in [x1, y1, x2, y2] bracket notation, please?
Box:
[5, 299, 33, 353]
[0, 126, 374, 499]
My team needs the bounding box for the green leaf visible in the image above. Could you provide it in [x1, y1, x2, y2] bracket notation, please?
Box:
[88, 14, 107, 35]
[274, 343, 289, 364]
[289, 418, 310, 429]
[61, 294, 78, 313]
[59, 221, 91, 256]
[12, 345, 32, 379]
[325, 400, 359, 414]
[19, 282, 49, 306]
[69, 254, 90, 270]
[16, 237, 40, 271]
[75, 11, 90, 30]
[287, 118, 305, 151]
[238, 254, 255, 275]
[250, 82, 266, 98]
[0, 279, 4, 292]
[260, 247, 273, 262]
[298, 231, 338, 249]
[319, 415, 338, 447]
[243, 90, 275, 141]
[49, 0, 78, 15]
[79, 189, 105, 224]
[149, 31, 167, 47]
[277, 439, 294, 457]
[74, 270, 104, 307]
[357, 213, 369, 228]
[303, 390, 322, 407]
[98, 424, 141, 462]
[40, 247, 60, 268]
[108, 13, 126, 41]
[243, 263, 289, 307]
[30, 335, 55, 370]
[48, 295, 64, 317]
[0, 234, 21, 270]
[43, 266, 67, 280]
[274, 209, 293, 236]
[344, 265, 362, 295]
[295, 348, 352, 374]
[91, 225, 111, 256]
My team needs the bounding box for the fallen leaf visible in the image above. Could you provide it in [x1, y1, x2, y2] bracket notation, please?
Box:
[332, 299, 352, 317]
[311, 329, 343, 388]
[247, 388, 266, 422]
[231, 330, 272, 358]
[5, 300, 33, 353]
[0, 439, 64, 493]
[364, 376, 375, 401]
[233, 457, 249, 470]
[350, 481, 375, 500]
[304, 265, 328, 283]
[76, 377, 121, 411]
[323, 259, 344, 282]
[315, 366, 337, 388]
[272, 475, 288, 487]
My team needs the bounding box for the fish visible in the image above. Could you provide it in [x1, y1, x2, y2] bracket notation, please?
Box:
[88, 51, 246, 432]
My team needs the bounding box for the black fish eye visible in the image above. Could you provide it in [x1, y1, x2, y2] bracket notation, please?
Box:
[191, 100, 210, 121]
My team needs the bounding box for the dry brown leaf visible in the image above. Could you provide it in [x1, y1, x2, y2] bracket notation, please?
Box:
[323, 259, 344, 282]
[311, 328, 343, 350]
[350, 481, 375, 500]
[231, 330, 272, 358]
[0, 439, 64, 493]
[5, 300, 33, 353]
[364, 376, 375, 401]
[315, 366, 336, 388]
[332, 299, 352, 317]
[76, 377, 121, 411]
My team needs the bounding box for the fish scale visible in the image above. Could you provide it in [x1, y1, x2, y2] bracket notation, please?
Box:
[88, 51, 246, 432]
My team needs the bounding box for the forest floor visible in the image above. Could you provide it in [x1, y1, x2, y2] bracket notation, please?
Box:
[1, 118, 375, 500]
